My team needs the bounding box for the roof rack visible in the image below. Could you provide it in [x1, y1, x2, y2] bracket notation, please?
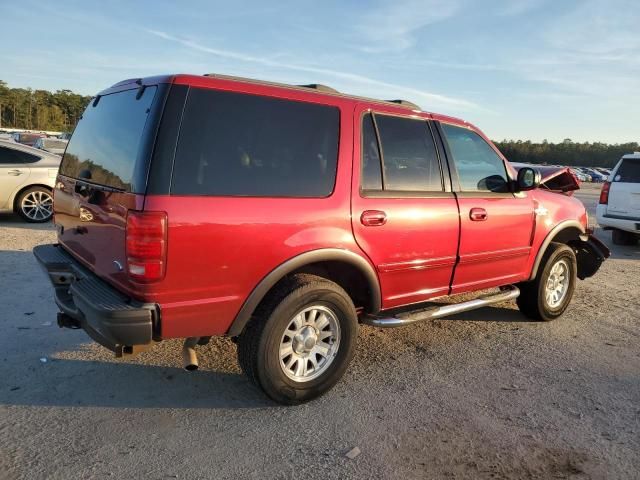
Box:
[388, 99, 421, 110]
[298, 84, 339, 94]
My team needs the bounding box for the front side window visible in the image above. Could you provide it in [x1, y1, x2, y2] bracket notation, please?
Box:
[0, 146, 40, 164]
[442, 124, 509, 193]
[360, 113, 442, 193]
[171, 88, 340, 197]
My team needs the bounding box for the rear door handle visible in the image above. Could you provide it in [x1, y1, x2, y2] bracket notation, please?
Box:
[361, 210, 387, 226]
[469, 208, 488, 221]
[8, 169, 24, 176]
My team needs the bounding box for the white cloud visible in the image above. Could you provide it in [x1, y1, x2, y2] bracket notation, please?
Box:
[146, 29, 480, 111]
[354, 0, 460, 52]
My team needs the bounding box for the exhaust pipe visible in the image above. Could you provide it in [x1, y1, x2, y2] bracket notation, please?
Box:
[182, 337, 200, 371]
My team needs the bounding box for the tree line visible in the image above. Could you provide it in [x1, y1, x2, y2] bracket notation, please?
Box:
[1, 81, 637, 167]
[0, 80, 91, 133]
[494, 139, 639, 168]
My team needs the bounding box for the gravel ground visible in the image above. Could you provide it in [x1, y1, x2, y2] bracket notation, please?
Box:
[0, 183, 638, 479]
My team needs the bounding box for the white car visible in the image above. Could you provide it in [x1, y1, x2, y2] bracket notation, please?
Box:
[0, 139, 61, 222]
[33, 137, 69, 155]
[596, 153, 640, 245]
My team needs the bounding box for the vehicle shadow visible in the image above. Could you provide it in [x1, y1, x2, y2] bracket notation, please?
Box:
[0, 212, 55, 230]
[0, 357, 272, 410]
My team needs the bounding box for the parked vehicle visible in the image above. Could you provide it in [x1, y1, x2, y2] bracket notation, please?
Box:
[0, 139, 61, 222]
[570, 169, 588, 182]
[34, 74, 610, 404]
[12, 132, 46, 147]
[33, 137, 68, 155]
[596, 153, 640, 245]
[584, 168, 607, 183]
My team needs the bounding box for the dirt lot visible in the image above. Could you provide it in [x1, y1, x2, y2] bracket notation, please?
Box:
[0, 183, 638, 479]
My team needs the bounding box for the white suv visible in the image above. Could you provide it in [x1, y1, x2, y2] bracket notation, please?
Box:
[596, 153, 640, 245]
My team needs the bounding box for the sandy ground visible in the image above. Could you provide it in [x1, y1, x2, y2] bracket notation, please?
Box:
[0, 183, 638, 479]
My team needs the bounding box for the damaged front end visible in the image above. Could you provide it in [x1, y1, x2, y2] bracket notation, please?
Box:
[574, 234, 611, 279]
[511, 163, 581, 195]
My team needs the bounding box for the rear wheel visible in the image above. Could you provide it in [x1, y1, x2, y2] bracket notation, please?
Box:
[17, 187, 53, 223]
[517, 243, 577, 321]
[237, 274, 358, 405]
[611, 229, 637, 246]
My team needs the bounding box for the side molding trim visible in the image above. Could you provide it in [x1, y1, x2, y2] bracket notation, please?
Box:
[226, 249, 381, 337]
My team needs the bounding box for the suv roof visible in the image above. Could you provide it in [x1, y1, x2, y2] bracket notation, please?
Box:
[99, 73, 470, 125]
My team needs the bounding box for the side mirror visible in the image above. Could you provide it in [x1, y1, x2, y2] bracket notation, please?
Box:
[516, 167, 541, 192]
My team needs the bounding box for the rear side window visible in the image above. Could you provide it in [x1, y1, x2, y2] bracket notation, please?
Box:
[0, 146, 40, 164]
[60, 86, 157, 191]
[171, 88, 340, 197]
[442, 123, 509, 193]
[361, 113, 442, 193]
[614, 158, 640, 183]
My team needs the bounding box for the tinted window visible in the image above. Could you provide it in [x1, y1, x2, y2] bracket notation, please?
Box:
[442, 124, 509, 193]
[375, 115, 442, 192]
[361, 113, 382, 191]
[0, 146, 40, 164]
[172, 88, 340, 197]
[60, 87, 157, 191]
[614, 158, 640, 183]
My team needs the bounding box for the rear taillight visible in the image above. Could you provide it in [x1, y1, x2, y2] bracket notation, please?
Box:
[126, 210, 167, 282]
[599, 182, 611, 205]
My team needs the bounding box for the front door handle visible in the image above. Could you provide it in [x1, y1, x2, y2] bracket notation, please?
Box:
[469, 208, 488, 221]
[8, 169, 24, 176]
[361, 210, 387, 226]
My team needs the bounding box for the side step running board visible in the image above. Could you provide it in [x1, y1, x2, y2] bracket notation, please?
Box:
[363, 285, 520, 328]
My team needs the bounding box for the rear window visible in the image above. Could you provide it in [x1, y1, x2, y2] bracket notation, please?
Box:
[59, 86, 157, 191]
[171, 88, 340, 197]
[614, 158, 640, 183]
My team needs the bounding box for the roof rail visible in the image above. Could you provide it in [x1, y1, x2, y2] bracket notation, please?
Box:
[388, 99, 421, 110]
[298, 84, 339, 94]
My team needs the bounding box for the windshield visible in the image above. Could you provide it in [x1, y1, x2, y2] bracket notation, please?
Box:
[59, 86, 157, 191]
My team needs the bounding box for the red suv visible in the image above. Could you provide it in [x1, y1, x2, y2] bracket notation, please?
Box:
[35, 74, 609, 404]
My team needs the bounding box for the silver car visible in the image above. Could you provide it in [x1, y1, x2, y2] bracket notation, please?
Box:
[0, 139, 61, 222]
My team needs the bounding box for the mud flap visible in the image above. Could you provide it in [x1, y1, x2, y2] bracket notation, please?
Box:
[574, 235, 611, 280]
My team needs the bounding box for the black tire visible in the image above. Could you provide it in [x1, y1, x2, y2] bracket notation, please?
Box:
[516, 243, 577, 321]
[611, 229, 637, 246]
[237, 274, 358, 405]
[16, 186, 53, 223]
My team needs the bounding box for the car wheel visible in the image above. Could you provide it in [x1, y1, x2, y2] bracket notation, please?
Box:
[516, 243, 577, 321]
[611, 229, 637, 246]
[17, 187, 53, 223]
[237, 274, 358, 405]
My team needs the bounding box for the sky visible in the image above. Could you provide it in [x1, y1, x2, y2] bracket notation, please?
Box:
[1, 0, 638, 143]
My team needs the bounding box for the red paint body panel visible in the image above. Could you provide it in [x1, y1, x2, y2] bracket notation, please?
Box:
[52, 73, 590, 341]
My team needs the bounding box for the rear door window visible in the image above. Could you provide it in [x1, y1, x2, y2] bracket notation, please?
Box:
[614, 158, 640, 183]
[361, 113, 443, 193]
[59, 86, 157, 191]
[0, 146, 40, 164]
[442, 123, 509, 193]
[171, 88, 340, 197]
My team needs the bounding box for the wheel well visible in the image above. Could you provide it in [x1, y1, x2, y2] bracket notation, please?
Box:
[530, 224, 585, 280]
[12, 184, 52, 212]
[289, 261, 373, 313]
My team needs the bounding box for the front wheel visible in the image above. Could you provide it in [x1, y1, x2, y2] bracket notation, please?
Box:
[517, 243, 577, 321]
[237, 274, 358, 405]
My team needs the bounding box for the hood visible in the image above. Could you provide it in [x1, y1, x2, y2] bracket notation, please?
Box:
[510, 162, 580, 195]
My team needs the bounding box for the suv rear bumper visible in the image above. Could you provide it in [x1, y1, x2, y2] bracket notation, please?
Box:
[596, 205, 640, 233]
[33, 244, 158, 356]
